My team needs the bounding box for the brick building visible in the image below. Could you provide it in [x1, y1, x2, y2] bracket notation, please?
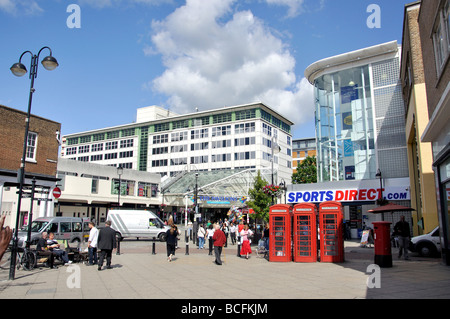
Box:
[418, 0, 450, 265]
[400, 1, 438, 235]
[0, 105, 61, 228]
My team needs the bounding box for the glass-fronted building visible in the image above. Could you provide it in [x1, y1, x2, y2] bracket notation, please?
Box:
[288, 41, 412, 238]
[307, 41, 408, 184]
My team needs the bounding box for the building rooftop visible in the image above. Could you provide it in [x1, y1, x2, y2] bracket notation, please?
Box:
[304, 41, 399, 84]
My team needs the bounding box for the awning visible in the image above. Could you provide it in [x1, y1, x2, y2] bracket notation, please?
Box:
[367, 203, 415, 214]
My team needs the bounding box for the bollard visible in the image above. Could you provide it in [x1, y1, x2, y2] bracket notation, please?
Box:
[237, 235, 241, 257]
[116, 235, 121, 255]
[152, 237, 156, 255]
[185, 230, 189, 255]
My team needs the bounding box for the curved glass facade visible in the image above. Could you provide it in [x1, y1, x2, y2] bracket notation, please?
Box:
[315, 65, 376, 182]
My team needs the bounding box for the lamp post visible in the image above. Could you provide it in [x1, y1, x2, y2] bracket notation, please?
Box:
[9, 47, 59, 280]
[117, 165, 123, 207]
[375, 169, 386, 220]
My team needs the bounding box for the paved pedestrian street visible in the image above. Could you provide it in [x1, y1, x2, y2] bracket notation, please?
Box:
[1, 240, 449, 304]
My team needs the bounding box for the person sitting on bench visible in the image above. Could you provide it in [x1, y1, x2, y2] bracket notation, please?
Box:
[47, 232, 72, 265]
[36, 232, 56, 269]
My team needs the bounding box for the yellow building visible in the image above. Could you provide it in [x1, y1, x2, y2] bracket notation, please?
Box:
[292, 138, 317, 174]
[400, 2, 438, 235]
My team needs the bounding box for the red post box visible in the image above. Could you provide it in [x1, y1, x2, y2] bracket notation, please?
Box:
[293, 203, 318, 262]
[269, 204, 293, 262]
[373, 221, 392, 268]
[319, 201, 344, 263]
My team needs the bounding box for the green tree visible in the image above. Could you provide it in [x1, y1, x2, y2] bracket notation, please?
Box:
[292, 155, 317, 184]
[247, 170, 272, 222]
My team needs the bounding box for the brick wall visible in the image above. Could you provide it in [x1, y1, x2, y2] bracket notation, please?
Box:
[0, 105, 61, 177]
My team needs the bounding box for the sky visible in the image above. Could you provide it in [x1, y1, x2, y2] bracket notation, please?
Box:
[0, 0, 412, 140]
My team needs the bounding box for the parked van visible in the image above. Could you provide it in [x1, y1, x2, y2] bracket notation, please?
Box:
[107, 209, 170, 241]
[409, 226, 441, 257]
[16, 217, 90, 248]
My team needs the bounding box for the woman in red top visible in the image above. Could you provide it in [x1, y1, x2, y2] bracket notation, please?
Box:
[240, 224, 253, 259]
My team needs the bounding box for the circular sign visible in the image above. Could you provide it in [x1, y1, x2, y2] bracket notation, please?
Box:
[52, 187, 62, 199]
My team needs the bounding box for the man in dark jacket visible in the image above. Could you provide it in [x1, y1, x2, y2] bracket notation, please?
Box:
[394, 216, 411, 260]
[212, 224, 226, 265]
[97, 220, 117, 270]
[36, 232, 55, 268]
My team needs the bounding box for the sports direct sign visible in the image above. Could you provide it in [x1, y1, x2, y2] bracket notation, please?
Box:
[287, 179, 410, 204]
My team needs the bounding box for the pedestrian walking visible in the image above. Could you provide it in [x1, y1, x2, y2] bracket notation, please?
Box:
[97, 220, 117, 270]
[240, 224, 253, 259]
[230, 222, 236, 245]
[206, 224, 215, 256]
[394, 215, 411, 260]
[221, 221, 229, 248]
[197, 224, 206, 249]
[87, 222, 98, 266]
[166, 224, 179, 262]
[212, 224, 226, 265]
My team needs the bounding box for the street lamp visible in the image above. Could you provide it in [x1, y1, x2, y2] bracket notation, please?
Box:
[9, 47, 59, 280]
[117, 165, 123, 206]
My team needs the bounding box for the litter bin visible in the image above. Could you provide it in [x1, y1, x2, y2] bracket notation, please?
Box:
[373, 221, 392, 268]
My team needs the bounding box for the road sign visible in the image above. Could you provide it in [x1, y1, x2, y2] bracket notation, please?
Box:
[52, 187, 62, 199]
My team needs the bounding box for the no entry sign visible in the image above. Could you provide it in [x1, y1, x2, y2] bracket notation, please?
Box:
[52, 187, 62, 199]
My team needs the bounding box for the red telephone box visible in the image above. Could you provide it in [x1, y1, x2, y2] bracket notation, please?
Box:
[319, 201, 344, 263]
[293, 203, 318, 263]
[269, 204, 293, 262]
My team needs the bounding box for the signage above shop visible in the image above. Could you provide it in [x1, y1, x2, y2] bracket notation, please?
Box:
[287, 178, 410, 204]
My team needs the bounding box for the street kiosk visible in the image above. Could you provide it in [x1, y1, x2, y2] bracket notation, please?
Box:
[269, 204, 293, 262]
[293, 203, 318, 262]
[319, 201, 344, 262]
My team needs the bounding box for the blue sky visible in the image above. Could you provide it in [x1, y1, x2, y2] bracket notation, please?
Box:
[0, 0, 411, 140]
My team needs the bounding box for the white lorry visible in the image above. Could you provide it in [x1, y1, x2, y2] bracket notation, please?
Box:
[106, 209, 170, 241]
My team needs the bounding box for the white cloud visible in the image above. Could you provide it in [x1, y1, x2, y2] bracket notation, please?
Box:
[265, 0, 305, 18]
[77, 0, 173, 9]
[148, 0, 315, 127]
[0, 0, 43, 15]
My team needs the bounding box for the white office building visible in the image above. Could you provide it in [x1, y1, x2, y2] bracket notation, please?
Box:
[61, 102, 294, 221]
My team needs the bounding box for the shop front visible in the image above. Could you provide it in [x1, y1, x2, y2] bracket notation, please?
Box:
[287, 177, 412, 239]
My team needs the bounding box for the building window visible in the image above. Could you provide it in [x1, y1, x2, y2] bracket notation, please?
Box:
[91, 143, 103, 152]
[138, 182, 158, 198]
[153, 134, 169, 144]
[26, 132, 37, 161]
[90, 154, 103, 161]
[78, 145, 90, 154]
[119, 151, 133, 158]
[171, 131, 188, 142]
[91, 179, 98, 194]
[433, 0, 450, 74]
[191, 128, 208, 139]
[105, 141, 118, 150]
[212, 125, 231, 137]
[66, 147, 77, 155]
[112, 179, 135, 196]
[152, 159, 168, 167]
[120, 139, 134, 148]
[105, 153, 117, 160]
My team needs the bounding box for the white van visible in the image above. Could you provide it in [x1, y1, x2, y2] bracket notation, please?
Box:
[409, 226, 441, 257]
[16, 217, 90, 248]
[107, 209, 170, 242]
